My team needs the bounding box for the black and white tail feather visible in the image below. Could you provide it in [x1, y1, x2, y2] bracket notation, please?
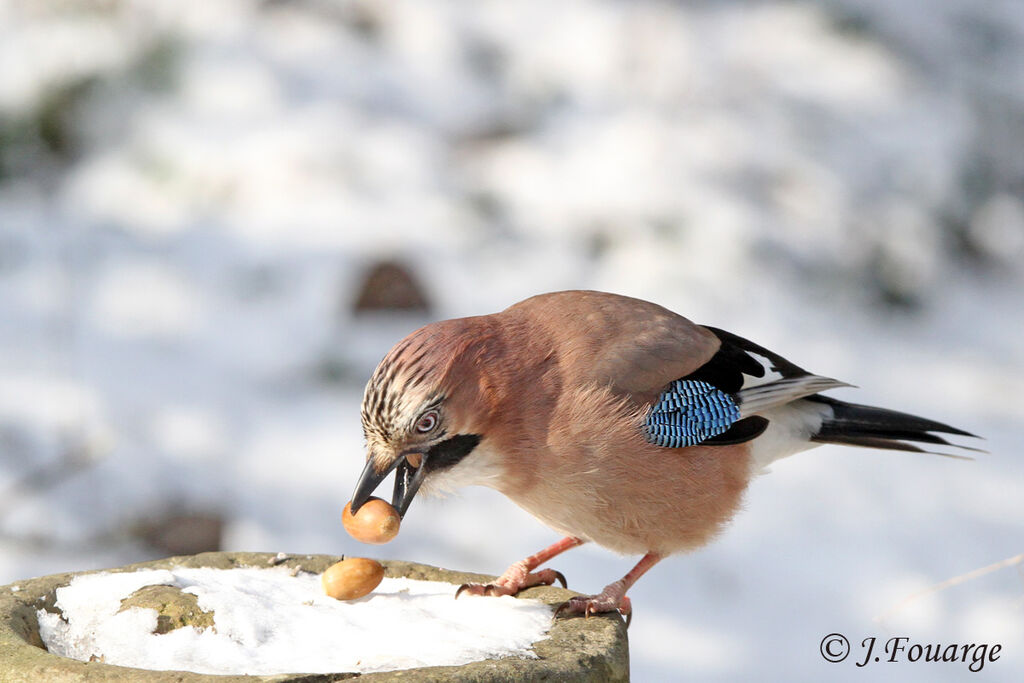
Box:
[806, 395, 980, 457]
[644, 326, 980, 467]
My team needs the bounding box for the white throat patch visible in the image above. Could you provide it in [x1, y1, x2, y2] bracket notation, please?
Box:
[420, 441, 506, 497]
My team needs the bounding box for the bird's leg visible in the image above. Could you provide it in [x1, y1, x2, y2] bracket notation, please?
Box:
[555, 552, 662, 627]
[456, 536, 585, 598]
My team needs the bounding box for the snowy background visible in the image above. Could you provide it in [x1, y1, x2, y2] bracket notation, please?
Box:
[1, 0, 1022, 680]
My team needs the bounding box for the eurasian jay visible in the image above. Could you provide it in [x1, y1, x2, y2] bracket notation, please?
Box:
[349, 290, 975, 622]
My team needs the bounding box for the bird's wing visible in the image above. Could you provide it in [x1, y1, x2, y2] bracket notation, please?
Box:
[643, 326, 849, 448]
[506, 290, 723, 396]
[503, 292, 847, 448]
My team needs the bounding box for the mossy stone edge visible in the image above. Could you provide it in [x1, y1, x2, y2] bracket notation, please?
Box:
[0, 552, 628, 682]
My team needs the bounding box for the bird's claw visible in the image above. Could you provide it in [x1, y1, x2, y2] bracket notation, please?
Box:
[454, 568, 568, 600]
[554, 594, 633, 628]
[455, 582, 514, 599]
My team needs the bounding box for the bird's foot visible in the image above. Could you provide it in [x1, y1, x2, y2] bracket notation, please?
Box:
[455, 560, 567, 598]
[554, 581, 633, 627]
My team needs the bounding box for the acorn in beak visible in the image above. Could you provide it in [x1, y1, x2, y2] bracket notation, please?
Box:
[349, 451, 426, 519]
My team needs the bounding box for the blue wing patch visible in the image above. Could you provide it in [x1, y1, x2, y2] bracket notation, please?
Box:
[645, 380, 741, 448]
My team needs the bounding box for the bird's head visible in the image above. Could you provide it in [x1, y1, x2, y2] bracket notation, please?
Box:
[350, 318, 498, 519]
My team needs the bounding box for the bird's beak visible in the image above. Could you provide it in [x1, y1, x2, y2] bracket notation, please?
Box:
[391, 453, 428, 518]
[350, 452, 427, 519]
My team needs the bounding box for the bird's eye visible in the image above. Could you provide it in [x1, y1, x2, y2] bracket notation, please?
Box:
[415, 410, 438, 433]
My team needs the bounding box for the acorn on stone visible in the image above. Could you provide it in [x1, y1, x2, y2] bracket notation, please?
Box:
[321, 557, 385, 601]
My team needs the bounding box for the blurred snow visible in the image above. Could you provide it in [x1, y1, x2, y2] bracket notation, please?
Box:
[1, 0, 1022, 680]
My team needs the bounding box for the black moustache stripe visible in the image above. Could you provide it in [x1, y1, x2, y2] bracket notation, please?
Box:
[424, 434, 482, 473]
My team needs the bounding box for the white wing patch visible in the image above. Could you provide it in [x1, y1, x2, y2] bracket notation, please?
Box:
[734, 349, 851, 418]
[736, 375, 852, 418]
[739, 350, 787, 389]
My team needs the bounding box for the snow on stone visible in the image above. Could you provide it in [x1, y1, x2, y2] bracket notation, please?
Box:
[37, 567, 553, 675]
